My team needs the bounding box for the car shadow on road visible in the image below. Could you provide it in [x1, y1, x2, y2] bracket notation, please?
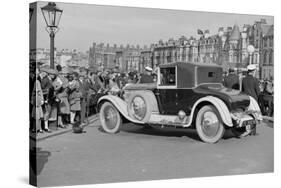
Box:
[120, 124, 202, 142]
[119, 123, 240, 142]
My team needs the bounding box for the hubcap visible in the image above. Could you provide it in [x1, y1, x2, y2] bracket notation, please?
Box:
[201, 111, 220, 138]
[103, 106, 118, 130]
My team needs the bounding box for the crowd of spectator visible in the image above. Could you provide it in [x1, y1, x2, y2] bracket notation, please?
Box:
[29, 64, 156, 134]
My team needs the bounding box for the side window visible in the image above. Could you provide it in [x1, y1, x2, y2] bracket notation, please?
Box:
[208, 72, 215, 77]
[160, 67, 176, 86]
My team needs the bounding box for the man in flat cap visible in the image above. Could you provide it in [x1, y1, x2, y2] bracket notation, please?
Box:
[139, 66, 154, 84]
[223, 68, 240, 90]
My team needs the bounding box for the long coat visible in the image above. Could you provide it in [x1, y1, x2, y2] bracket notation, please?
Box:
[139, 74, 154, 84]
[68, 80, 81, 111]
[31, 79, 44, 120]
[224, 73, 240, 90]
[242, 75, 260, 102]
[53, 75, 70, 114]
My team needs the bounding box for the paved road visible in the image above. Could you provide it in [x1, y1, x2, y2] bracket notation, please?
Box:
[35, 119, 273, 187]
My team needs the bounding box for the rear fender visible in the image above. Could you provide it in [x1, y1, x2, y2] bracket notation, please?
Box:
[98, 95, 145, 124]
[187, 96, 233, 127]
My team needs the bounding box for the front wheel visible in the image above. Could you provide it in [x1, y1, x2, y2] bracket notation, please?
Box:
[196, 105, 225, 143]
[100, 102, 122, 134]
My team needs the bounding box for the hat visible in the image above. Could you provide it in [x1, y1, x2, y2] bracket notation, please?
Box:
[40, 67, 49, 73]
[49, 69, 58, 75]
[228, 68, 235, 73]
[145, 66, 153, 72]
[88, 67, 95, 73]
[40, 67, 58, 75]
[79, 67, 87, 72]
[247, 64, 256, 71]
[72, 71, 79, 78]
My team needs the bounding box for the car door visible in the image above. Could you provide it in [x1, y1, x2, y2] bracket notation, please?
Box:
[157, 89, 178, 115]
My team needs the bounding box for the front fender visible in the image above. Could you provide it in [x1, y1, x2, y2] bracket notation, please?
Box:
[98, 95, 145, 124]
[187, 96, 233, 127]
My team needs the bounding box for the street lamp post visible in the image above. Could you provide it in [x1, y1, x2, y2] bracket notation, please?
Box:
[247, 45, 255, 65]
[41, 2, 63, 69]
[247, 44, 259, 78]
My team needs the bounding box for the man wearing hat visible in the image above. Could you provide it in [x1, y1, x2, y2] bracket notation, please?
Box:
[223, 68, 239, 90]
[242, 64, 260, 102]
[39, 68, 55, 132]
[67, 71, 82, 125]
[242, 64, 260, 136]
[139, 66, 154, 84]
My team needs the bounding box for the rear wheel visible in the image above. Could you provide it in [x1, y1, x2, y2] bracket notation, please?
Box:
[196, 105, 225, 143]
[100, 102, 122, 134]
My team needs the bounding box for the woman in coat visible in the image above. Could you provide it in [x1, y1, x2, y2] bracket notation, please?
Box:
[67, 72, 81, 124]
[53, 73, 70, 128]
[31, 68, 44, 133]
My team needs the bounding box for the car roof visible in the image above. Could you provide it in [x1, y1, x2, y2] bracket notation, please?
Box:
[159, 61, 223, 88]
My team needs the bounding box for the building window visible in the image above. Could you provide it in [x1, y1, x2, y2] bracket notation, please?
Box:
[264, 52, 267, 65]
[269, 38, 273, 47]
[264, 39, 267, 47]
[160, 67, 176, 86]
[255, 40, 259, 48]
[269, 51, 273, 65]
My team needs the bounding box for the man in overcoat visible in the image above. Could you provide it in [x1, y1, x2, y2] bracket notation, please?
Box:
[242, 65, 260, 136]
[223, 68, 239, 90]
[242, 65, 260, 102]
[139, 66, 154, 84]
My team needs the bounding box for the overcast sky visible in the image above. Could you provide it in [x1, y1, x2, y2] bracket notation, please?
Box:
[31, 1, 273, 52]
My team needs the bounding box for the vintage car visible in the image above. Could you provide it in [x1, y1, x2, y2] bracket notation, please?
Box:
[97, 62, 262, 143]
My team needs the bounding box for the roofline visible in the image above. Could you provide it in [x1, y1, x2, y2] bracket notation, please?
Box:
[159, 61, 222, 68]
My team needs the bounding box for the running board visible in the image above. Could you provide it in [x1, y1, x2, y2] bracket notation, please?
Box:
[148, 114, 192, 128]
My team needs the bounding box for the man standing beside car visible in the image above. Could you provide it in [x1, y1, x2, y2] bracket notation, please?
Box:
[242, 65, 260, 102]
[138, 66, 154, 84]
[242, 65, 260, 136]
[223, 68, 239, 90]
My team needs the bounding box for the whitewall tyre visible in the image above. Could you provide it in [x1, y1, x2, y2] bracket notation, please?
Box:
[196, 105, 225, 143]
[100, 102, 122, 134]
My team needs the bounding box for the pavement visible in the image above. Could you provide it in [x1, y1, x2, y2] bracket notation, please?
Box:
[34, 118, 274, 187]
[30, 114, 99, 142]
